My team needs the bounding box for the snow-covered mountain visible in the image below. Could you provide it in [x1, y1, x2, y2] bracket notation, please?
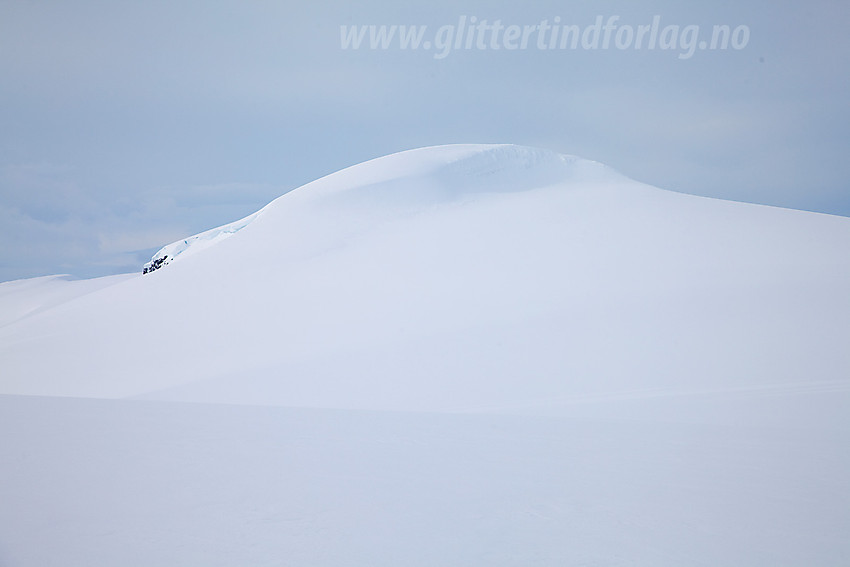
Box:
[2, 144, 848, 409]
[1, 144, 848, 565]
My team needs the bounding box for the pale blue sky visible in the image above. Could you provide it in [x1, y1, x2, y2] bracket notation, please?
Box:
[1, 0, 848, 281]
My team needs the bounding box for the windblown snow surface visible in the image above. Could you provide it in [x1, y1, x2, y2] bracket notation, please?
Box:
[1, 144, 848, 566]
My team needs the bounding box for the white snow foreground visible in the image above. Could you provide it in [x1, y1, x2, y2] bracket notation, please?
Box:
[0, 144, 848, 565]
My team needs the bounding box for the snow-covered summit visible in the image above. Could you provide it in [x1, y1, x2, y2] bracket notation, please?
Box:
[289, 144, 620, 200]
[142, 145, 620, 272]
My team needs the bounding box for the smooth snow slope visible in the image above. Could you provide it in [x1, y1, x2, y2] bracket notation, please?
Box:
[1, 144, 849, 411]
[1, 395, 847, 567]
[0, 273, 135, 328]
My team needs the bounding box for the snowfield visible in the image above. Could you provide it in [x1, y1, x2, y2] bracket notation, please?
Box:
[1, 144, 848, 565]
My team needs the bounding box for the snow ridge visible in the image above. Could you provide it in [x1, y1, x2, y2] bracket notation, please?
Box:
[141, 144, 619, 272]
[143, 210, 261, 273]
